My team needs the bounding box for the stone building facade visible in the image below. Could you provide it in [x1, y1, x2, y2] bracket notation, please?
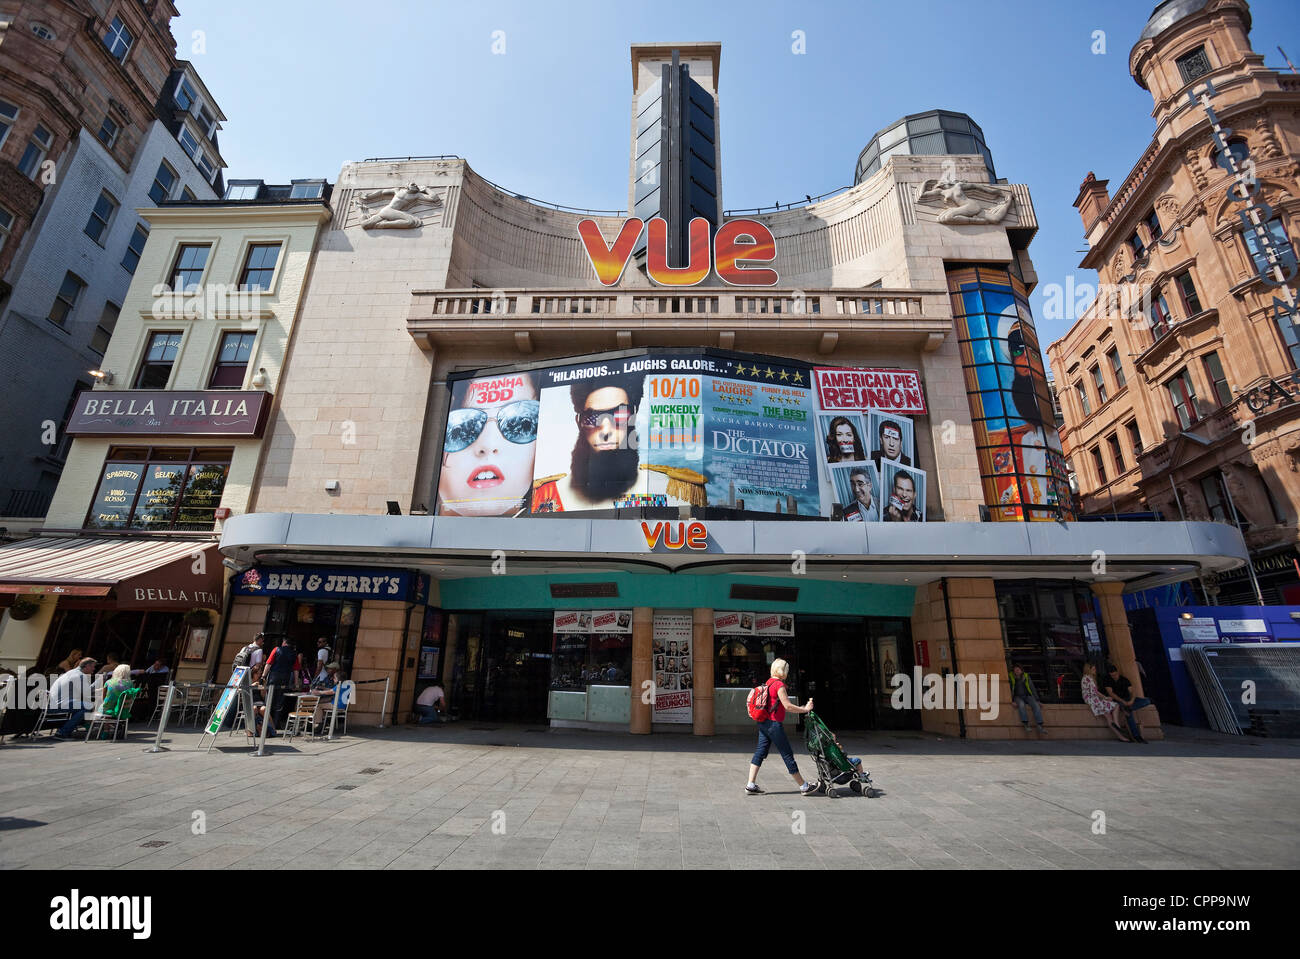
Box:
[0, 184, 331, 683]
[1047, 0, 1300, 604]
[211, 42, 1244, 736]
[0, 3, 227, 522]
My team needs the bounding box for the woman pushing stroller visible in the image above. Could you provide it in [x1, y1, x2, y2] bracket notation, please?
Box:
[746, 659, 819, 796]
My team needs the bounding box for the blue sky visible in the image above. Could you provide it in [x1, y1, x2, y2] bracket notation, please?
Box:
[176, 0, 1299, 347]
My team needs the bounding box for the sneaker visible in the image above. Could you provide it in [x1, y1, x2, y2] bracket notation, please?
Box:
[1022, 724, 1031, 732]
[799, 780, 819, 795]
[1036, 725, 1047, 734]
[745, 783, 763, 795]
[1134, 733, 1148, 744]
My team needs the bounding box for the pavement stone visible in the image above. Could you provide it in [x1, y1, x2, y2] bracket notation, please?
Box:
[1, 723, 1297, 869]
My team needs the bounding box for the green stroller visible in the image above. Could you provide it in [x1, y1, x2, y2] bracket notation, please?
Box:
[804, 710, 877, 798]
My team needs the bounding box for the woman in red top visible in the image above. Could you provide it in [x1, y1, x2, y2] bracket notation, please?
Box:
[746, 659, 819, 795]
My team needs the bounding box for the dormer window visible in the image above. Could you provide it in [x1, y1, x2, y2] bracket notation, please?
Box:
[290, 180, 324, 199]
[195, 104, 216, 140]
[174, 76, 197, 112]
[224, 181, 262, 200]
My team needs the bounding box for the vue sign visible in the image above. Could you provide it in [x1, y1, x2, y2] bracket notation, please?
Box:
[579, 217, 778, 287]
[641, 520, 708, 550]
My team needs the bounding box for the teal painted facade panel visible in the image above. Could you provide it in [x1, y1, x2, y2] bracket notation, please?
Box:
[440, 572, 914, 617]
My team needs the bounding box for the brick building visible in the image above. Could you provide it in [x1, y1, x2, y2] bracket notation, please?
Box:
[1046, 0, 1300, 604]
[0, 2, 225, 522]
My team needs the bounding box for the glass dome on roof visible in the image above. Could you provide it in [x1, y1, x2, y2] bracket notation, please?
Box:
[854, 110, 996, 185]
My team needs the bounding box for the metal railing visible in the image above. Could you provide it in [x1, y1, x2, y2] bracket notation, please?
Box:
[1, 489, 52, 518]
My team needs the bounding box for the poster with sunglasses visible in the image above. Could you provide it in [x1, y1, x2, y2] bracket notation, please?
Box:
[437, 372, 540, 516]
[529, 361, 701, 513]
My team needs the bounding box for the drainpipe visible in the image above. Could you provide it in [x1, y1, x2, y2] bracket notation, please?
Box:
[392, 599, 415, 725]
[939, 578, 966, 740]
[206, 570, 238, 685]
[1219, 470, 1265, 606]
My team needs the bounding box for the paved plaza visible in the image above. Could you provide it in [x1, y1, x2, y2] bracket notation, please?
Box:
[0, 723, 1296, 870]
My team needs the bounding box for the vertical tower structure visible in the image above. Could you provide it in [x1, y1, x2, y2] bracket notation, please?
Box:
[629, 43, 722, 265]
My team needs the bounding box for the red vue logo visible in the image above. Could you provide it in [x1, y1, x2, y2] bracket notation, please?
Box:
[578, 217, 778, 287]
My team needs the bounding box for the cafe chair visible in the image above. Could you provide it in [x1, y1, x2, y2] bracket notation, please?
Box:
[284, 695, 321, 740]
[318, 690, 348, 738]
[189, 684, 217, 726]
[28, 687, 71, 738]
[147, 685, 185, 727]
[84, 689, 139, 743]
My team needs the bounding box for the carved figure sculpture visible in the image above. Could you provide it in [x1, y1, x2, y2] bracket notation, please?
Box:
[916, 175, 1015, 224]
[356, 182, 442, 229]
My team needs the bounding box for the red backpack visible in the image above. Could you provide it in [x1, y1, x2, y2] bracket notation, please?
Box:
[747, 678, 780, 721]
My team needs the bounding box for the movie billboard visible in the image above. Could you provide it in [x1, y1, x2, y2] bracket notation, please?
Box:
[437, 351, 825, 517]
[946, 266, 1073, 521]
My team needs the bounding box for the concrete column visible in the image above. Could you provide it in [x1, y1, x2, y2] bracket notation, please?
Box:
[692, 607, 714, 736]
[630, 606, 653, 734]
[1091, 581, 1143, 696]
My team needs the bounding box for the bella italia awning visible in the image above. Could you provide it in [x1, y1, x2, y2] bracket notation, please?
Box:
[0, 538, 223, 610]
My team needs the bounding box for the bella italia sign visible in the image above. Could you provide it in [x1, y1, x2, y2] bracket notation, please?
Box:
[1187, 80, 1300, 413]
[67, 390, 271, 437]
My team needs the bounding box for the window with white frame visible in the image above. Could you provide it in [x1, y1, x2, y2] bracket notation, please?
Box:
[96, 114, 120, 149]
[290, 181, 325, 199]
[48, 272, 86, 327]
[177, 125, 201, 158]
[174, 76, 197, 112]
[90, 301, 120, 356]
[121, 222, 148, 273]
[0, 99, 17, 149]
[0, 203, 13, 255]
[17, 124, 52, 179]
[195, 104, 217, 140]
[148, 160, 177, 203]
[103, 16, 133, 62]
[83, 190, 118, 245]
[224, 182, 260, 200]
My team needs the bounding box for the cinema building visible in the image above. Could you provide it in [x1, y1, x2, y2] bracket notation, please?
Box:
[215, 43, 1246, 735]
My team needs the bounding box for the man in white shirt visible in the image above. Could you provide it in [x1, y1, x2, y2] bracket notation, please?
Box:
[49, 658, 98, 738]
[250, 633, 266, 670]
[415, 684, 447, 724]
[314, 638, 331, 679]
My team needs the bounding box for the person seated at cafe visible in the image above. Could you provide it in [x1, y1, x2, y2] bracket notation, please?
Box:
[55, 649, 85, 673]
[416, 683, 447, 724]
[245, 665, 277, 738]
[49, 657, 98, 738]
[311, 661, 340, 691]
[96, 652, 122, 675]
[101, 664, 138, 717]
[131, 657, 170, 677]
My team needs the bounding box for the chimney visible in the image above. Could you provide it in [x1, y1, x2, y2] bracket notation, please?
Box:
[1073, 172, 1111, 232]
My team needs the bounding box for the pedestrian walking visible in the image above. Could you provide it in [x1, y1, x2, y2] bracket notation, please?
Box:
[745, 659, 819, 796]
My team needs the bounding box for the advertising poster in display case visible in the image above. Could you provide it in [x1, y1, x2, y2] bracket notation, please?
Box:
[437, 371, 541, 517]
[652, 611, 693, 723]
[753, 613, 795, 637]
[702, 369, 819, 516]
[878, 636, 900, 688]
[881, 461, 926, 522]
[435, 350, 842, 518]
[713, 610, 754, 635]
[811, 366, 927, 522]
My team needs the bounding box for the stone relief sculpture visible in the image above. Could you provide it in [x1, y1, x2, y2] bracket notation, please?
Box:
[1223, 464, 1267, 527]
[915, 174, 1015, 224]
[355, 182, 443, 229]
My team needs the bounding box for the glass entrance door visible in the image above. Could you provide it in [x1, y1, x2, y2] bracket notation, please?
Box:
[794, 616, 872, 730]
